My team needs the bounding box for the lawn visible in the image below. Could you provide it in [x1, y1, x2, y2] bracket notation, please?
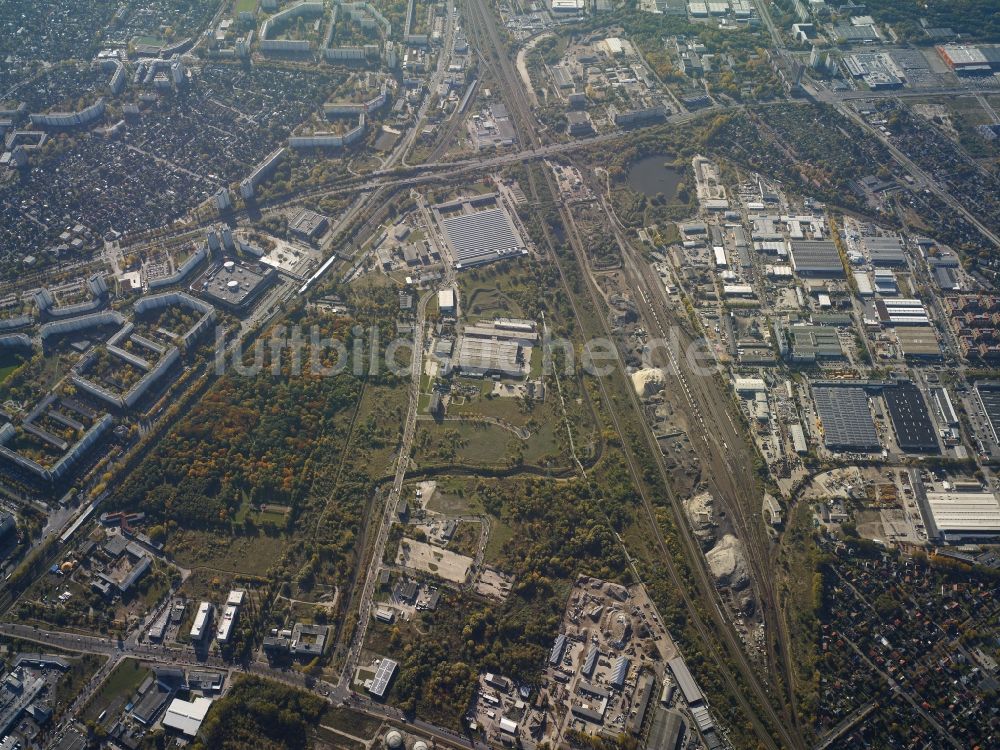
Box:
[0, 355, 24, 386]
[235, 0, 258, 13]
[132, 34, 165, 46]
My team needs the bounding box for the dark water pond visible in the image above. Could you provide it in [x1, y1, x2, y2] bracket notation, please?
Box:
[626, 155, 683, 198]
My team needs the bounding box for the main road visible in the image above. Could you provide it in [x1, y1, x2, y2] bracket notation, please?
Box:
[336, 285, 435, 691]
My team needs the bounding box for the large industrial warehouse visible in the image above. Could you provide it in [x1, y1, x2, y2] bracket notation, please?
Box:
[923, 490, 1000, 541]
[436, 195, 527, 269]
[813, 386, 880, 452]
[883, 383, 939, 453]
[864, 235, 907, 267]
[789, 240, 845, 277]
[975, 381, 1000, 444]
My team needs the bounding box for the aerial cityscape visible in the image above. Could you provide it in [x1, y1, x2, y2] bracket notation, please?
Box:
[0, 0, 999, 748]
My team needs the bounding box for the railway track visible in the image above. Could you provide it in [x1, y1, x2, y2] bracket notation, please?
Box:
[620, 230, 803, 735]
[590, 186, 802, 731]
[460, 0, 802, 746]
[553, 194, 801, 750]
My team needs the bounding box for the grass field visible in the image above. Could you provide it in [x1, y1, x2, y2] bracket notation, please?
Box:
[483, 517, 514, 564]
[423, 479, 486, 515]
[321, 707, 384, 739]
[462, 286, 522, 320]
[448, 520, 481, 557]
[235, 0, 258, 13]
[776, 503, 822, 722]
[311, 726, 368, 750]
[165, 529, 287, 576]
[457, 264, 528, 321]
[521, 417, 564, 465]
[449, 393, 566, 465]
[85, 659, 151, 725]
[415, 421, 514, 466]
[449, 391, 534, 426]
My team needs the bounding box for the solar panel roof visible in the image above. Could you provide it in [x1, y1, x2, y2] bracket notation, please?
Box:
[813, 386, 880, 452]
[790, 240, 844, 276]
[441, 208, 525, 268]
[369, 657, 398, 697]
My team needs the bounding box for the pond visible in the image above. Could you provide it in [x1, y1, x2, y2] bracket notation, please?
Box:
[626, 154, 684, 199]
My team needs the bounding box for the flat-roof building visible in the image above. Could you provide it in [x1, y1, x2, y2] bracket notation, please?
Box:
[610, 655, 630, 689]
[854, 271, 874, 297]
[790, 240, 844, 277]
[874, 298, 929, 326]
[439, 204, 526, 269]
[865, 236, 907, 267]
[369, 657, 398, 698]
[789, 325, 844, 362]
[289, 208, 328, 240]
[456, 337, 522, 378]
[883, 383, 939, 453]
[190, 602, 213, 641]
[162, 697, 213, 737]
[896, 326, 941, 360]
[216, 604, 238, 643]
[499, 716, 519, 734]
[789, 423, 808, 454]
[936, 44, 996, 75]
[974, 382, 1000, 444]
[924, 491, 1000, 541]
[571, 704, 604, 723]
[549, 633, 567, 665]
[813, 386, 880, 452]
[667, 656, 703, 705]
[647, 708, 686, 750]
[438, 288, 456, 315]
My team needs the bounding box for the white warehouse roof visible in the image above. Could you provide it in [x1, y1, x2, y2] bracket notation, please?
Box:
[163, 697, 213, 737]
[925, 491, 1000, 539]
[734, 378, 767, 393]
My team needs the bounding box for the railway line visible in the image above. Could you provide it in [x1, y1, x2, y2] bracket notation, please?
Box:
[593, 186, 803, 732]
[553, 195, 802, 750]
[459, 0, 802, 746]
[622, 228, 802, 734]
